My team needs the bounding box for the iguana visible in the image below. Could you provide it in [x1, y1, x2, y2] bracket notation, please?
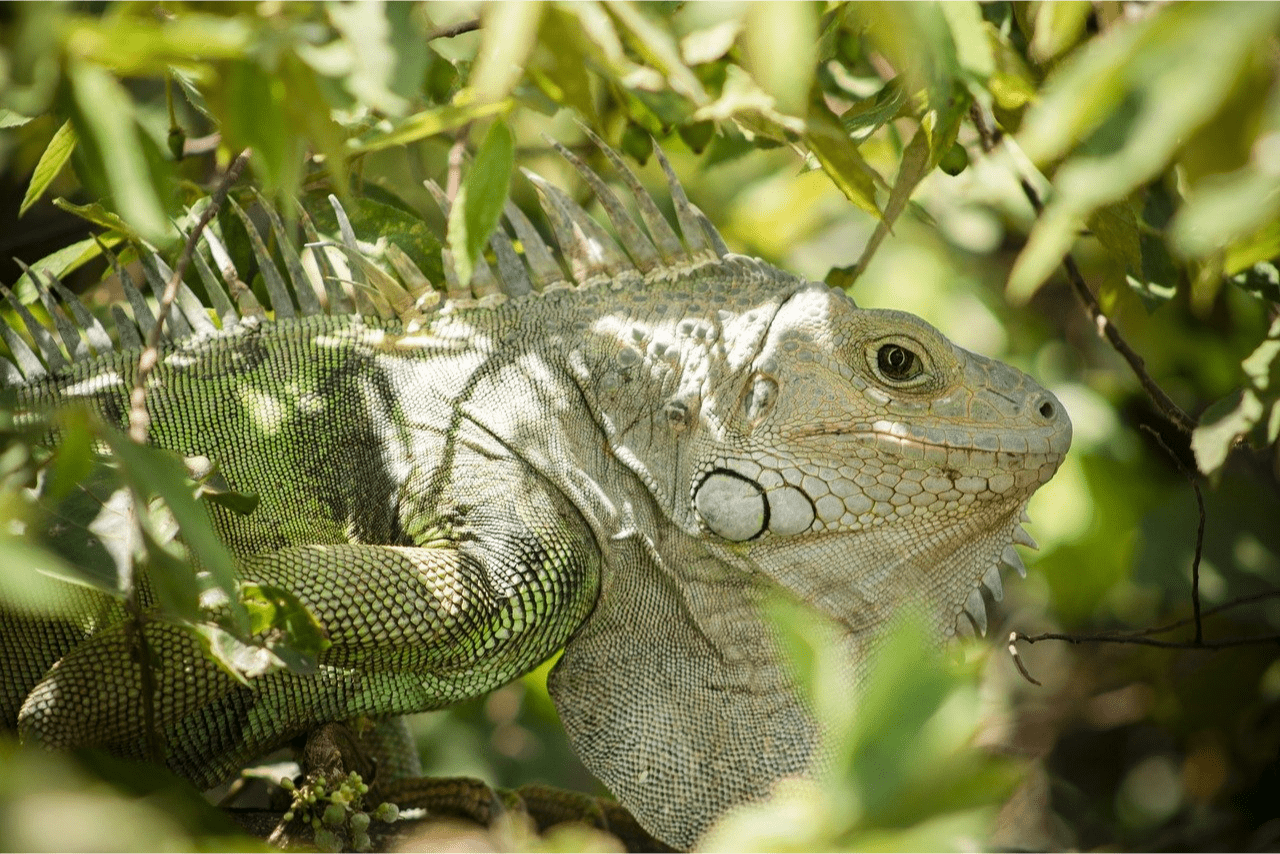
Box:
[0, 133, 1071, 849]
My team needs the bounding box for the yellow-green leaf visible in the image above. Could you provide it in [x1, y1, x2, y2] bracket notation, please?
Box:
[19, 120, 76, 217]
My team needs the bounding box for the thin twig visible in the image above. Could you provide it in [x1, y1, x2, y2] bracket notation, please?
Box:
[1142, 424, 1207, 642]
[1013, 630, 1280, 651]
[119, 147, 250, 761]
[967, 103, 1197, 435]
[127, 148, 251, 444]
[427, 18, 480, 41]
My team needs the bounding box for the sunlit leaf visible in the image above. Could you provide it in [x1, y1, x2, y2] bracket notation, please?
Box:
[447, 121, 514, 289]
[66, 61, 171, 243]
[470, 1, 545, 105]
[805, 108, 882, 219]
[742, 2, 818, 118]
[102, 431, 247, 631]
[348, 100, 508, 154]
[20, 120, 77, 217]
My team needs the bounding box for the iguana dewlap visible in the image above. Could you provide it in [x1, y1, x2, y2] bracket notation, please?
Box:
[0, 134, 1071, 849]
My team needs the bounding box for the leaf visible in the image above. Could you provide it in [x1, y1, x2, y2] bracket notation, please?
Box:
[1192, 389, 1264, 476]
[0, 535, 84, 617]
[448, 121, 514, 289]
[11, 233, 124, 304]
[52, 199, 139, 237]
[20, 120, 77, 217]
[348, 100, 509, 154]
[607, 1, 708, 106]
[469, 1, 546, 105]
[742, 2, 818, 118]
[0, 109, 34, 128]
[804, 108, 882, 219]
[1013, 3, 1280, 299]
[102, 431, 247, 632]
[1088, 200, 1143, 276]
[240, 582, 330, 673]
[66, 60, 172, 243]
[1029, 0, 1091, 63]
[218, 60, 298, 199]
[939, 1, 994, 80]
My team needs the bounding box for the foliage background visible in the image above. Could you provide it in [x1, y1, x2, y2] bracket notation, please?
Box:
[2, 0, 1280, 850]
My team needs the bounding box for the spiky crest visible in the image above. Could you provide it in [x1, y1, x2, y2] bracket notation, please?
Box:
[1, 135, 729, 384]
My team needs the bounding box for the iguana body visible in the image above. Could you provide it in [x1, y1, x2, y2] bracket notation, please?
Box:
[0, 137, 1071, 848]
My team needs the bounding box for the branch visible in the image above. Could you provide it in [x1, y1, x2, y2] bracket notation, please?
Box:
[120, 149, 250, 758]
[967, 104, 1197, 435]
[427, 18, 480, 41]
[127, 148, 251, 444]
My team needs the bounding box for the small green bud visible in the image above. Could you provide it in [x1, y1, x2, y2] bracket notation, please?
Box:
[373, 802, 400, 823]
[353, 831, 371, 852]
[323, 803, 346, 826]
[314, 828, 343, 853]
[351, 812, 370, 833]
[280, 777, 296, 791]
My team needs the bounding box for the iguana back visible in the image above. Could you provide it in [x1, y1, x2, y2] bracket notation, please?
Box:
[0, 135, 1072, 848]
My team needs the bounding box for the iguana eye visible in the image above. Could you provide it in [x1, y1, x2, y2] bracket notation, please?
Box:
[876, 344, 921, 381]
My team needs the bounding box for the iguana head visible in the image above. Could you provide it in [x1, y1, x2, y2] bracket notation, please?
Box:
[689, 281, 1072, 641]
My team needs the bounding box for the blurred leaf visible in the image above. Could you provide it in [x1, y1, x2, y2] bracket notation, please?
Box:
[60, 11, 252, 75]
[1012, 3, 1280, 299]
[19, 119, 76, 217]
[326, 2, 411, 116]
[742, 2, 819, 118]
[939, 1, 994, 80]
[348, 100, 508, 154]
[0, 110, 34, 128]
[141, 525, 202, 624]
[102, 431, 246, 631]
[1088, 200, 1143, 276]
[52, 199, 139, 238]
[448, 121, 514, 288]
[1171, 170, 1280, 262]
[528, 10, 599, 122]
[607, 1, 709, 106]
[65, 61, 172, 243]
[470, 2, 545, 105]
[1193, 314, 1280, 475]
[1029, 0, 1091, 63]
[1230, 262, 1280, 305]
[0, 534, 81, 616]
[217, 60, 298, 199]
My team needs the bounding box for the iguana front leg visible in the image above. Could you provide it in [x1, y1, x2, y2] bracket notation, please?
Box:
[18, 466, 601, 790]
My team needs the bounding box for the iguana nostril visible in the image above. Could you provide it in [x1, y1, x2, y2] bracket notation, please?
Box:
[1039, 400, 1055, 419]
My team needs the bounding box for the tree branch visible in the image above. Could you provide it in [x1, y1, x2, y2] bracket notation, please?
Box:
[127, 148, 251, 444]
[967, 104, 1197, 435]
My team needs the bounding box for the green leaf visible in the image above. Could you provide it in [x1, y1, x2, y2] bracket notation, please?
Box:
[11, 232, 124, 304]
[742, 1, 818, 118]
[20, 120, 77, 217]
[805, 109, 882, 219]
[66, 60, 172, 243]
[51, 199, 139, 237]
[1088, 200, 1143, 276]
[1192, 389, 1263, 476]
[469, 1, 546, 105]
[448, 121, 514, 289]
[240, 582, 330, 673]
[0, 535, 84, 617]
[218, 60, 298, 199]
[348, 101, 509, 154]
[102, 431, 247, 632]
[0, 109, 34, 128]
[1012, 3, 1280, 299]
